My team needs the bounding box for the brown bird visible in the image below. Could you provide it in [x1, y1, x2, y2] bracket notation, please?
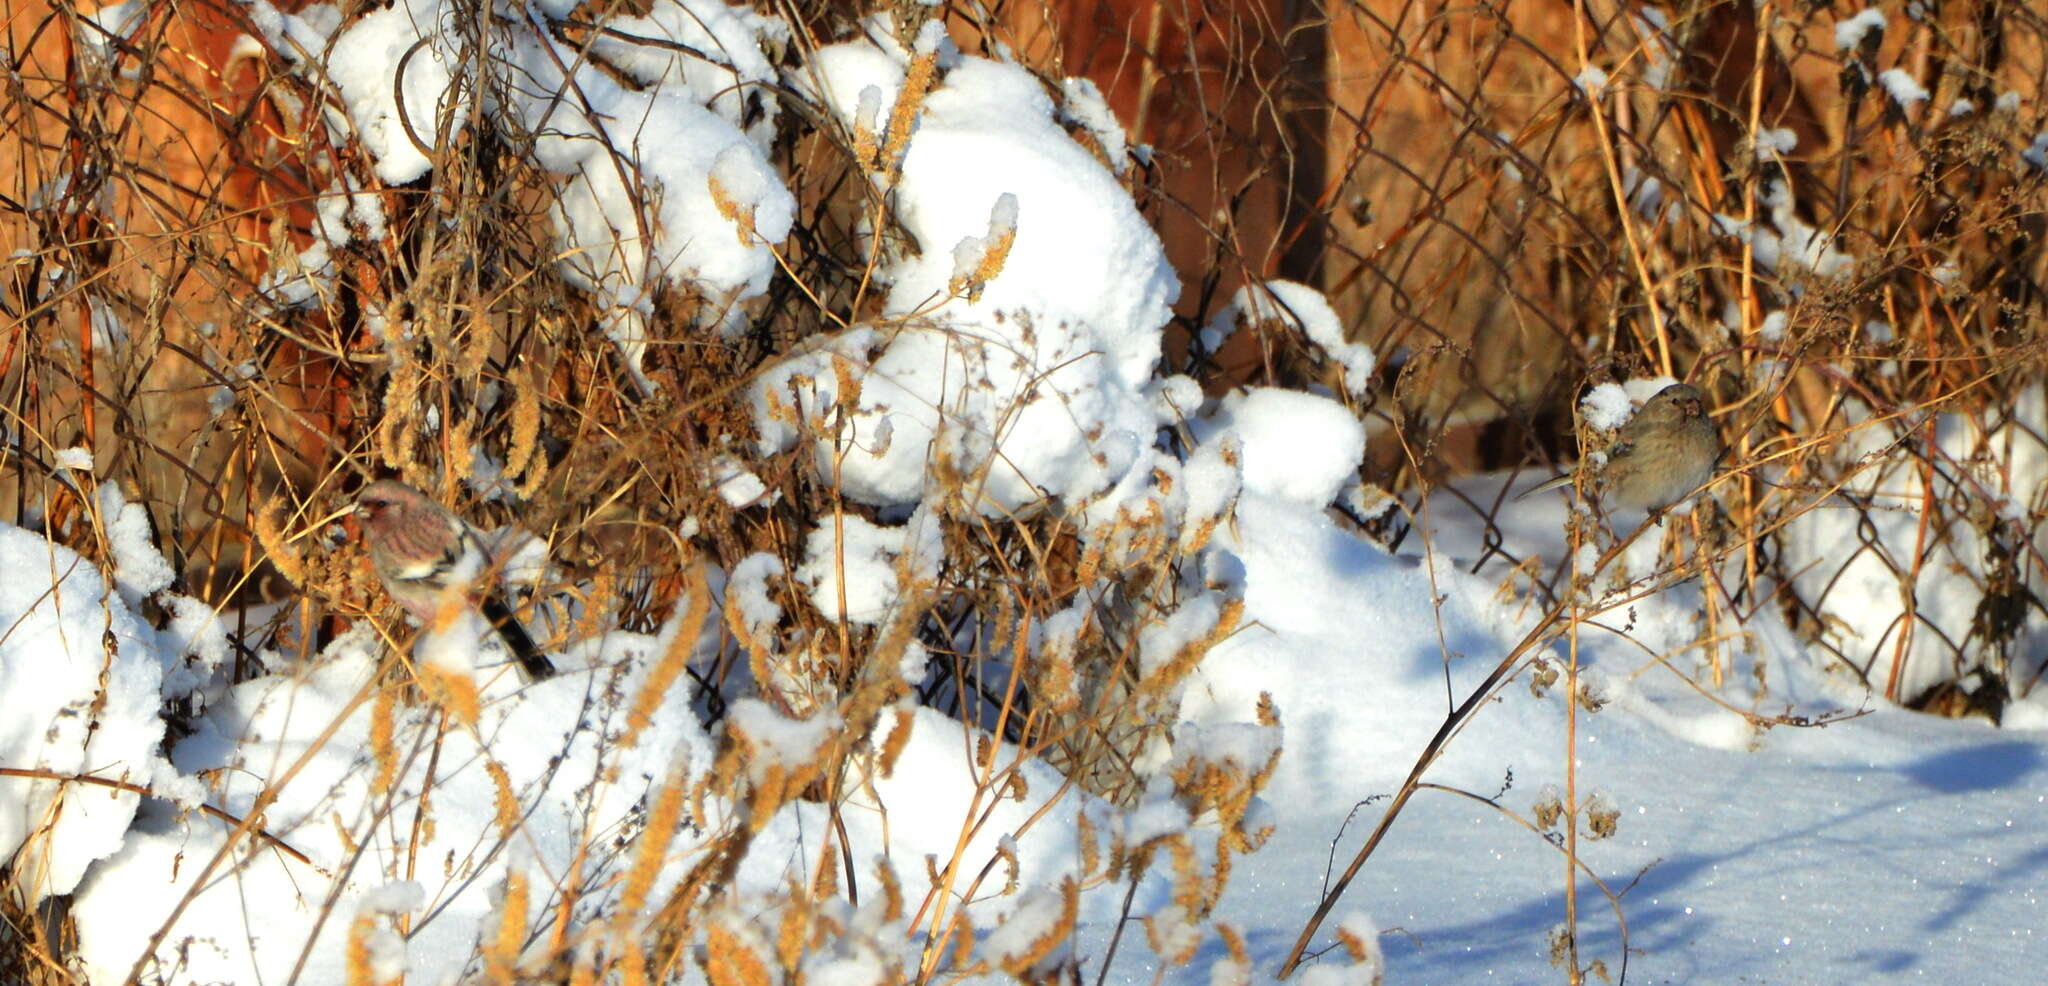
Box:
[354, 479, 555, 680]
[1518, 383, 1722, 515]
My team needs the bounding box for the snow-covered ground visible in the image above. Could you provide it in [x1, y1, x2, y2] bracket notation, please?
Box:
[9, 2, 2045, 984]
[9, 455, 2042, 984]
[1186, 484, 2048, 983]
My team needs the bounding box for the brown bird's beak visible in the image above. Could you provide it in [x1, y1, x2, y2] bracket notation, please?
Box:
[282, 503, 361, 545]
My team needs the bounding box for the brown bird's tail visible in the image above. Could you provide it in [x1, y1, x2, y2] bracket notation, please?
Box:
[1513, 473, 1575, 502]
[479, 594, 556, 680]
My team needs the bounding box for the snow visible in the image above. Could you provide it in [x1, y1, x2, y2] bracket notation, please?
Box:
[16, 370, 2048, 986]
[66, 620, 708, 986]
[1059, 76, 1129, 172]
[710, 144, 776, 236]
[1631, 8, 1675, 90]
[1181, 432, 1244, 543]
[728, 552, 786, 635]
[1620, 166, 1677, 224]
[948, 192, 1020, 297]
[979, 881, 1070, 969]
[296, 0, 797, 387]
[318, 0, 454, 185]
[157, 592, 231, 699]
[726, 699, 842, 780]
[800, 44, 1173, 385]
[1774, 387, 2048, 702]
[1214, 281, 1376, 399]
[1712, 181, 1856, 279]
[1138, 591, 1226, 676]
[1578, 382, 1637, 430]
[1572, 64, 1609, 98]
[1835, 9, 1887, 51]
[795, 507, 941, 625]
[584, 0, 788, 146]
[709, 453, 770, 507]
[54, 446, 94, 471]
[1879, 68, 1931, 108]
[1753, 126, 1797, 158]
[0, 522, 166, 905]
[757, 37, 1176, 515]
[239, 0, 342, 66]
[360, 880, 426, 914]
[96, 482, 176, 609]
[1191, 388, 1364, 507]
[414, 603, 489, 675]
[76, 0, 145, 65]
[86, 296, 126, 349]
[2025, 133, 2048, 170]
[1573, 541, 1601, 576]
[1334, 912, 1387, 981]
[19, 6, 2048, 985]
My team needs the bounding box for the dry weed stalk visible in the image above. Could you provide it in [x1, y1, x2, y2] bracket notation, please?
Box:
[482, 866, 532, 985]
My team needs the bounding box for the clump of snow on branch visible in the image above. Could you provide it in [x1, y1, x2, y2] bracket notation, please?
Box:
[1059, 76, 1129, 172]
[709, 453, 770, 508]
[1578, 383, 1635, 431]
[1878, 69, 1929, 109]
[1207, 280, 1375, 400]
[763, 28, 1177, 514]
[726, 699, 842, 782]
[1711, 181, 1855, 279]
[1753, 126, 1796, 159]
[728, 552, 787, 637]
[796, 505, 942, 625]
[1834, 8, 1887, 51]
[1572, 64, 1609, 98]
[2024, 132, 2048, 171]
[267, 0, 797, 389]
[1193, 388, 1363, 507]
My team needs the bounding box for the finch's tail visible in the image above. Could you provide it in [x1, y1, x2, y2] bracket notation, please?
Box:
[479, 594, 555, 680]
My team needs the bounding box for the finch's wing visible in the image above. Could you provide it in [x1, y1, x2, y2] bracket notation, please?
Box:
[383, 513, 473, 586]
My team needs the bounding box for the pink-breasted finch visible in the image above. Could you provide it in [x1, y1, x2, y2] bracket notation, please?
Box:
[353, 479, 555, 680]
[1517, 383, 1723, 515]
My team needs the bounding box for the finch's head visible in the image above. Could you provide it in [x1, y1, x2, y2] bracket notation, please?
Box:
[354, 479, 421, 536]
